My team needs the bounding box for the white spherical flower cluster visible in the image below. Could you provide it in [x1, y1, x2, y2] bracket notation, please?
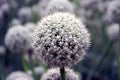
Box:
[6, 71, 33, 80]
[105, 0, 120, 23]
[107, 23, 119, 42]
[41, 68, 80, 80]
[18, 7, 32, 24]
[5, 26, 32, 53]
[44, 0, 74, 16]
[32, 12, 91, 68]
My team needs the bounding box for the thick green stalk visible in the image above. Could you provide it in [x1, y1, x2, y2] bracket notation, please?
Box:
[29, 55, 37, 80]
[40, 61, 47, 71]
[117, 29, 120, 80]
[20, 54, 28, 72]
[87, 41, 113, 80]
[60, 68, 66, 80]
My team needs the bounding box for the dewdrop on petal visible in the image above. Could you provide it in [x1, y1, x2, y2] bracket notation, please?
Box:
[107, 23, 119, 42]
[41, 68, 80, 80]
[32, 12, 91, 68]
[6, 71, 33, 80]
[5, 26, 32, 53]
[45, 0, 74, 16]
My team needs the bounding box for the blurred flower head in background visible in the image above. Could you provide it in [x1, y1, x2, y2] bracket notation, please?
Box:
[18, 7, 32, 24]
[105, 0, 120, 23]
[44, 0, 74, 16]
[4, 26, 32, 53]
[6, 71, 33, 80]
[37, 0, 51, 17]
[41, 68, 80, 80]
[107, 23, 119, 42]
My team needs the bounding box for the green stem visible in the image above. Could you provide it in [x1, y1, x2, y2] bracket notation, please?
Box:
[117, 28, 120, 80]
[20, 54, 28, 72]
[29, 55, 37, 80]
[39, 60, 47, 71]
[87, 41, 113, 80]
[60, 68, 66, 80]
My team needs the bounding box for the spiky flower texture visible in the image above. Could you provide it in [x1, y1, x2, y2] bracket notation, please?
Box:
[5, 26, 32, 53]
[32, 12, 90, 68]
[41, 68, 80, 80]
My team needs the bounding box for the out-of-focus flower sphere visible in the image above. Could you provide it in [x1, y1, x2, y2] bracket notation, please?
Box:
[107, 23, 119, 42]
[32, 12, 91, 68]
[0, 3, 10, 14]
[6, 71, 33, 80]
[105, 0, 120, 23]
[4, 26, 32, 53]
[34, 66, 45, 75]
[37, 0, 51, 17]
[79, 0, 104, 19]
[41, 68, 80, 80]
[44, 0, 74, 16]
[18, 7, 32, 24]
